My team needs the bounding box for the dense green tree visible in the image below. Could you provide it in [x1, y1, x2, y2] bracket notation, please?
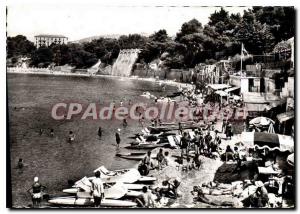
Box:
[7, 35, 36, 58]
[31, 46, 53, 67]
[139, 29, 170, 63]
[7, 7, 295, 70]
[234, 9, 275, 54]
[118, 34, 148, 49]
[68, 43, 98, 68]
[176, 19, 203, 42]
[208, 7, 230, 26]
[50, 44, 72, 66]
[149, 29, 169, 43]
[252, 6, 295, 43]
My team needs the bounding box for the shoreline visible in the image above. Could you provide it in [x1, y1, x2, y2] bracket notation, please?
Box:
[7, 69, 193, 89]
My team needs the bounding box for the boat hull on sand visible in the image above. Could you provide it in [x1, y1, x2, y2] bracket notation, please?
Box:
[65, 183, 146, 194]
[126, 190, 143, 197]
[48, 197, 137, 207]
[148, 125, 200, 133]
[117, 155, 145, 161]
[84, 176, 156, 184]
[90, 166, 156, 184]
[92, 167, 141, 184]
[69, 181, 127, 199]
[124, 143, 169, 150]
[137, 176, 156, 182]
[116, 153, 146, 161]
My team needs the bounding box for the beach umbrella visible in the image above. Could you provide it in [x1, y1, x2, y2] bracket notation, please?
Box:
[249, 117, 275, 127]
[235, 141, 244, 147]
[233, 95, 241, 101]
[241, 132, 294, 152]
[287, 153, 294, 167]
[268, 123, 275, 133]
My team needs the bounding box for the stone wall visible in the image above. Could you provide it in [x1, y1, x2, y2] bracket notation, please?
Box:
[132, 68, 194, 83]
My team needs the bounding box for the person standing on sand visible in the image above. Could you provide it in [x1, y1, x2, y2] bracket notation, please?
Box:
[180, 132, 189, 157]
[156, 148, 164, 170]
[115, 129, 121, 147]
[204, 131, 212, 156]
[139, 115, 145, 128]
[226, 123, 233, 140]
[193, 131, 200, 154]
[233, 147, 242, 174]
[91, 171, 104, 208]
[178, 122, 183, 135]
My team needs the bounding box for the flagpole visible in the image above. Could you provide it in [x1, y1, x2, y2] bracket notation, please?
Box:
[240, 43, 243, 76]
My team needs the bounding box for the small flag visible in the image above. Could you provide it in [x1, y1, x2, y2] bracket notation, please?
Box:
[241, 43, 249, 57]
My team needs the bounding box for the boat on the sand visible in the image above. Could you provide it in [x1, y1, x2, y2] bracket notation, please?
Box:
[126, 190, 143, 197]
[64, 183, 145, 194]
[148, 124, 200, 133]
[48, 196, 137, 207]
[90, 166, 156, 183]
[66, 181, 127, 199]
[124, 142, 169, 150]
[116, 153, 146, 161]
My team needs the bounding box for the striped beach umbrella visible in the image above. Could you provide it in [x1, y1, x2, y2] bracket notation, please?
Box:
[241, 132, 294, 152]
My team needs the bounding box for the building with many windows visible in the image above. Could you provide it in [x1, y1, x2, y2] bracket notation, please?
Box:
[34, 34, 68, 48]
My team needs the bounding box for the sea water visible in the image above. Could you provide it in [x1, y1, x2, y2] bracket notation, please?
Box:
[7, 73, 176, 207]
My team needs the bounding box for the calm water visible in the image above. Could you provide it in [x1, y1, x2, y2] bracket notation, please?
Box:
[7, 73, 176, 207]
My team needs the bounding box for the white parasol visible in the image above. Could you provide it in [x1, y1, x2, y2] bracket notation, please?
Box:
[249, 117, 275, 127]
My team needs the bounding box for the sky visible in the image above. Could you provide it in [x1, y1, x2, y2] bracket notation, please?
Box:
[7, 1, 249, 42]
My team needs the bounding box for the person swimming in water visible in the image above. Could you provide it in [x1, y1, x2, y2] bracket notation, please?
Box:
[17, 158, 24, 169]
[68, 131, 75, 143]
[50, 128, 54, 137]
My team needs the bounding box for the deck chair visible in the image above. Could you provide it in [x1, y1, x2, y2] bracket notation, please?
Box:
[167, 136, 177, 148]
[174, 135, 182, 145]
[189, 131, 195, 139]
[141, 129, 148, 135]
[144, 128, 151, 133]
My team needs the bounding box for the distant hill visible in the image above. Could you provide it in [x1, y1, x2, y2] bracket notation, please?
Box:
[71, 33, 150, 43]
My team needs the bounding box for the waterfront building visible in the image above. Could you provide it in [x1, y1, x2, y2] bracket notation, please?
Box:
[34, 34, 68, 48]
